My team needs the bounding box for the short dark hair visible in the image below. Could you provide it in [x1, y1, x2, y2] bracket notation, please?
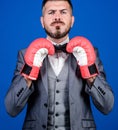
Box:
[42, 0, 73, 11]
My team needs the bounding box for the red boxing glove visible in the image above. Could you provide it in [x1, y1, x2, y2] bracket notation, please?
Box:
[66, 36, 98, 79]
[21, 38, 55, 80]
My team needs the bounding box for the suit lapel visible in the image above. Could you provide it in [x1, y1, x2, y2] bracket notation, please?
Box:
[40, 57, 48, 94]
[68, 54, 78, 94]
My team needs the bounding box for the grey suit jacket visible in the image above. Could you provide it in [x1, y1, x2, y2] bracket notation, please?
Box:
[5, 48, 114, 130]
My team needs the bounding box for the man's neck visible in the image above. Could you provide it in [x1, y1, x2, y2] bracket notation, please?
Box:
[47, 35, 69, 44]
[47, 36, 69, 46]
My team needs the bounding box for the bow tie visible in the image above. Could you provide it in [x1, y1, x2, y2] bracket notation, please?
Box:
[54, 43, 68, 53]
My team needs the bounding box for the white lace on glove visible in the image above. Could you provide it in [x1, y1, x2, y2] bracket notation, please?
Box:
[73, 46, 88, 66]
[33, 48, 48, 67]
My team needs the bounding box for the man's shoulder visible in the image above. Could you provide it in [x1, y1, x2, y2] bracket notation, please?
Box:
[18, 48, 27, 54]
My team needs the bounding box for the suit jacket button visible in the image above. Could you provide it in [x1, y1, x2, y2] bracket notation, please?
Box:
[44, 103, 48, 108]
[56, 90, 60, 93]
[42, 125, 46, 128]
[55, 113, 59, 116]
[56, 102, 59, 105]
[56, 79, 60, 82]
[55, 125, 58, 128]
[103, 91, 106, 95]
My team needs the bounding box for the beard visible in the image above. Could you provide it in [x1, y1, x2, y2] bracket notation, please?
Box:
[44, 25, 71, 39]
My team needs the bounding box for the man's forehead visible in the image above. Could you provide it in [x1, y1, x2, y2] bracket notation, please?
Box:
[43, 1, 70, 11]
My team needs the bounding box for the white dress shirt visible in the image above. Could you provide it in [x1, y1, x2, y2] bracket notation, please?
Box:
[48, 37, 69, 76]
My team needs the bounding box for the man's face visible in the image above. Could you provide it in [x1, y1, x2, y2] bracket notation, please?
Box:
[41, 1, 74, 39]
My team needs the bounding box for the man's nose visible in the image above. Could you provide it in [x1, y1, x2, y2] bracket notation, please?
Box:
[54, 12, 61, 21]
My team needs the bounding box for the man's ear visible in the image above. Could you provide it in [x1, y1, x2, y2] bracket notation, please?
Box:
[71, 16, 75, 27]
[40, 16, 44, 28]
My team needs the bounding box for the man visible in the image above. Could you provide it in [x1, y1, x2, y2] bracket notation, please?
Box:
[5, 0, 114, 130]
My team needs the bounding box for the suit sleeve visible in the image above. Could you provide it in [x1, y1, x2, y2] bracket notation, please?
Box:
[85, 48, 114, 115]
[4, 50, 34, 117]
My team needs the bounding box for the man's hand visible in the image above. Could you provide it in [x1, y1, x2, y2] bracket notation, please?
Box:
[21, 38, 55, 80]
[66, 36, 98, 79]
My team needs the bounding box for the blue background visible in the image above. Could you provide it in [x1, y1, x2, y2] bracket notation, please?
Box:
[0, 0, 118, 129]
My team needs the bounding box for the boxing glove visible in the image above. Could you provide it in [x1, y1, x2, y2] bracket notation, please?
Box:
[21, 38, 55, 80]
[66, 36, 98, 79]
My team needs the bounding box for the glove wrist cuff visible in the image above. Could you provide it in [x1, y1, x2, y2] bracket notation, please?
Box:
[21, 63, 40, 80]
[80, 63, 99, 79]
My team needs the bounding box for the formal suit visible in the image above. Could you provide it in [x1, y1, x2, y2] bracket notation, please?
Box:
[5, 48, 114, 130]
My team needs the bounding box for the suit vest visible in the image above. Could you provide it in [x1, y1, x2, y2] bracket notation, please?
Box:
[47, 57, 70, 130]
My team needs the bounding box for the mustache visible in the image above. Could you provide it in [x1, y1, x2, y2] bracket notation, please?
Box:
[51, 21, 65, 26]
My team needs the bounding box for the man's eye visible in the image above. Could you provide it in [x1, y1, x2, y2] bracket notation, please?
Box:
[61, 11, 67, 14]
[48, 11, 55, 15]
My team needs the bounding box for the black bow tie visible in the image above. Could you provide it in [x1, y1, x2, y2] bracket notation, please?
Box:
[54, 43, 68, 53]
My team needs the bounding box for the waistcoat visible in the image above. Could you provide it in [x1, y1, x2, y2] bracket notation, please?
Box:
[47, 58, 70, 130]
